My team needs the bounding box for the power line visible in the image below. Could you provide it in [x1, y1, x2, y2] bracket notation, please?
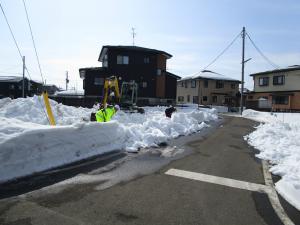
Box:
[0, 2, 32, 80]
[192, 30, 242, 77]
[22, 0, 44, 83]
[246, 32, 280, 69]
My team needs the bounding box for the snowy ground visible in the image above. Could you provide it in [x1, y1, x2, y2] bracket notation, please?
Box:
[243, 109, 300, 210]
[0, 96, 218, 183]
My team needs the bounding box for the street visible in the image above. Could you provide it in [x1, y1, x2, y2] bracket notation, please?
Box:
[0, 116, 299, 225]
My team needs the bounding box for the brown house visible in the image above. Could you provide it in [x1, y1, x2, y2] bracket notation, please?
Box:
[79, 45, 180, 105]
[247, 65, 300, 112]
[176, 71, 240, 106]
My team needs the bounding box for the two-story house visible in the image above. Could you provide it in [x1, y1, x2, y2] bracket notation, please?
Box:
[247, 65, 300, 111]
[79, 45, 180, 105]
[176, 71, 240, 106]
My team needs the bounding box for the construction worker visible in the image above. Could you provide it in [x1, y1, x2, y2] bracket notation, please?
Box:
[95, 105, 120, 122]
[165, 106, 176, 118]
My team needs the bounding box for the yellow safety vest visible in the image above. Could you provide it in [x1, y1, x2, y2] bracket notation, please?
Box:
[96, 107, 116, 122]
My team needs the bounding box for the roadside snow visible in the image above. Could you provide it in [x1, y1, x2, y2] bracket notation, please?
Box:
[243, 109, 300, 210]
[0, 96, 218, 183]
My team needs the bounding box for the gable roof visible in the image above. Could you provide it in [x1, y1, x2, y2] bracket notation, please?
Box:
[179, 70, 240, 82]
[98, 45, 172, 62]
[250, 65, 300, 76]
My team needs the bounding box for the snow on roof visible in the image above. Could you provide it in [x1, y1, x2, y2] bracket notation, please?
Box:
[0, 76, 28, 82]
[179, 70, 240, 82]
[55, 89, 84, 96]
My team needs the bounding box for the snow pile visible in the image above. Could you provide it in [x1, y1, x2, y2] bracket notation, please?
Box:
[0, 96, 91, 125]
[243, 109, 300, 210]
[0, 97, 218, 183]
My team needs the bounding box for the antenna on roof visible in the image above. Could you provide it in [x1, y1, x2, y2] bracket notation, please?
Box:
[131, 27, 136, 46]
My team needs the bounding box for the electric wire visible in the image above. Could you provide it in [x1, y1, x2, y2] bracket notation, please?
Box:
[22, 0, 44, 84]
[0, 2, 32, 80]
[192, 30, 242, 77]
[246, 32, 280, 69]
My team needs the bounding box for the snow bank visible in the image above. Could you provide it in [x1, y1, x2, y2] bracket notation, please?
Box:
[0, 96, 91, 125]
[243, 109, 300, 210]
[0, 97, 218, 183]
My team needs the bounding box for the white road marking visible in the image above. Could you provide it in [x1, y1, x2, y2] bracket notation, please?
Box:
[165, 167, 295, 225]
[165, 168, 271, 193]
[262, 160, 295, 225]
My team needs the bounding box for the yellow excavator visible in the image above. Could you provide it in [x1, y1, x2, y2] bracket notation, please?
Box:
[90, 76, 144, 121]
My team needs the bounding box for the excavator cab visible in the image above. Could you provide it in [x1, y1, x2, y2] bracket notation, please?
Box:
[120, 81, 144, 113]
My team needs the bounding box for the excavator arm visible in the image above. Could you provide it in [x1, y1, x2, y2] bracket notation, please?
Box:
[102, 76, 120, 107]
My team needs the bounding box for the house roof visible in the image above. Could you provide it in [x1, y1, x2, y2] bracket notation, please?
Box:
[98, 45, 173, 62]
[0, 76, 28, 83]
[250, 65, 300, 76]
[79, 67, 105, 79]
[179, 70, 240, 83]
[166, 71, 181, 80]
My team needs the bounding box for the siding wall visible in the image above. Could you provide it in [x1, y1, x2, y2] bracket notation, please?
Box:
[253, 70, 300, 92]
[176, 79, 239, 106]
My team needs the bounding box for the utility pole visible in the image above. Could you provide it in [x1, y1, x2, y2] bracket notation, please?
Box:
[22, 56, 25, 98]
[132, 27, 136, 46]
[240, 27, 245, 115]
[66, 71, 69, 91]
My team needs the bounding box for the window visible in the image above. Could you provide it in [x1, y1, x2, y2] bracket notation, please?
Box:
[259, 77, 269, 86]
[212, 96, 217, 103]
[273, 75, 285, 85]
[248, 95, 253, 100]
[185, 81, 188, 88]
[157, 69, 161, 76]
[204, 80, 208, 88]
[94, 77, 104, 85]
[203, 96, 208, 102]
[272, 96, 289, 105]
[191, 80, 196, 88]
[216, 81, 224, 89]
[187, 95, 190, 102]
[231, 83, 236, 89]
[9, 84, 15, 90]
[103, 54, 108, 67]
[142, 82, 147, 88]
[144, 57, 150, 64]
[193, 96, 199, 104]
[181, 82, 184, 87]
[178, 96, 184, 102]
[117, 55, 129, 64]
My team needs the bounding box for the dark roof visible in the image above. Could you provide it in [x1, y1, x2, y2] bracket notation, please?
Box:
[250, 65, 300, 76]
[79, 67, 106, 79]
[0, 76, 29, 83]
[79, 67, 103, 71]
[166, 71, 181, 79]
[98, 45, 172, 62]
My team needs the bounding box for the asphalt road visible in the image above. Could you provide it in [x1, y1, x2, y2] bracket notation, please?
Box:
[0, 116, 299, 225]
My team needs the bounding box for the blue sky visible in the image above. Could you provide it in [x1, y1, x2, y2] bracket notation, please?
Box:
[1, 0, 300, 90]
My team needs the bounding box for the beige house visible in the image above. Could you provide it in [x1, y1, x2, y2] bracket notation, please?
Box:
[176, 71, 240, 106]
[247, 65, 300, 111]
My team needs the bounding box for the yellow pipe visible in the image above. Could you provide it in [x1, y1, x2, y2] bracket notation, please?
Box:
[42, 91, 56, 125]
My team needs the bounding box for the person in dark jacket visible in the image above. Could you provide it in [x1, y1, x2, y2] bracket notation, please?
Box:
[165, 106, 176, 118]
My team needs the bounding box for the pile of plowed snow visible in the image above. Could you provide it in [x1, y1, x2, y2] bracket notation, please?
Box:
[0, 96, 218, 183]
[243, 109, 300, 210]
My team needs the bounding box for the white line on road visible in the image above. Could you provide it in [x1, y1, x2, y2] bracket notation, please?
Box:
[262, 160, 295, 225]
[165, 168, 271, 193]
[165, 167, 295, 225]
